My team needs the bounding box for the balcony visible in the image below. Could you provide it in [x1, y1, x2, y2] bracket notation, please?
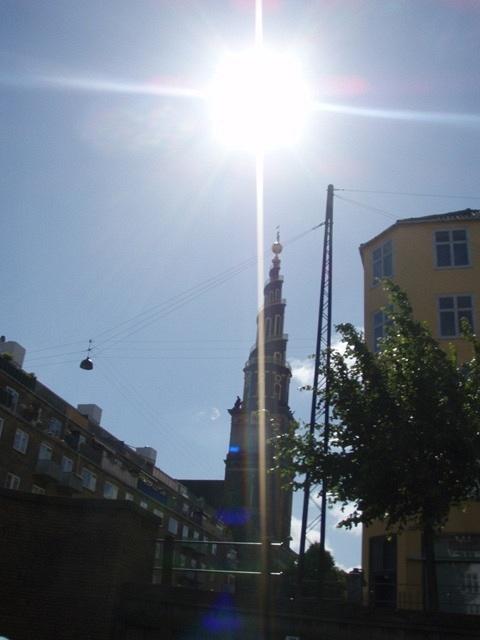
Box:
[58, 472, 83, 494]
[34, 459, 62, 483]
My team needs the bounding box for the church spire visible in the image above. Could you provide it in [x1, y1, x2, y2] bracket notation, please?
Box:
[223, 232, 293, 543]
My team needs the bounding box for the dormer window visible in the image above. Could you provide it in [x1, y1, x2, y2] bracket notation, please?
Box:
[372, 240, 393, 283]
[435, 230, 469, 267]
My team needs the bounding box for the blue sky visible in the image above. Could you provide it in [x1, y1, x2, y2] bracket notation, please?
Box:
[2, 0, 480, 570]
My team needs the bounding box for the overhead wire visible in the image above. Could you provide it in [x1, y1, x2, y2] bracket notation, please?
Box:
[336, 188, 480, 200]
[25, 222, 324, 365]
[96, 359, 217, 477]
[334, 194, 397, 220]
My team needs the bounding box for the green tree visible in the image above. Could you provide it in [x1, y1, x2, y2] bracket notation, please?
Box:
[281, 544, 346, 599]
[277, 282, 480, 612]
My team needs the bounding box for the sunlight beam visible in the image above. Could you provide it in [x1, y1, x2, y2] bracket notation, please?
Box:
[314, 101, 480, 127]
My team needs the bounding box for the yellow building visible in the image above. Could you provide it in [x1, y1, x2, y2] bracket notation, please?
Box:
[359, 208, 480, 614]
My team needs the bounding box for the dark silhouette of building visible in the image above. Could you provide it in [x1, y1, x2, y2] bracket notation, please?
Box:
[223, 236, 293, 543]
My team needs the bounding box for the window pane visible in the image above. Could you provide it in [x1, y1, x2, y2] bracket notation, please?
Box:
[457, 296, 472, 309]
[373, 248, 381, 261]
[453, 243, 469, 266]
[373, 261, 382, 280]
[383, 253, 393, 277]
[439, 297, 454, 310]
[436, 244, 451, 267]
[435, 231, 449, 242]
[452, 230, 466, 241]
[440, 311, 456, 336]
[458, 310, 473, 331]
[38, 443, 52, 460]
[374, 311, 383, 326]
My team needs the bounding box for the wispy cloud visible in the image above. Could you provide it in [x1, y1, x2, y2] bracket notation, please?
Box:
[290, 357, 314, 388]
[210, 407, 221, 421]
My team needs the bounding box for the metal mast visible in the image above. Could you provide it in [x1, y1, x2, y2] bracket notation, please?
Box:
[298, 184, 334, 583]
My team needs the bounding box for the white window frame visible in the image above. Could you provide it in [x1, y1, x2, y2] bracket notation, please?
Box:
[168, 517, 178, 535]
[13, 428, 29, 454]
[61, 456, 73, 472]
[373, 309, 392, 352]
[125, 492, 134, 502]
[434, 229, 470, 268]
[182, 524, 189, 539]
[81, 467, 97, 492]
[140, 500, 148, 509]
[47, 417, 63, 437]
[372, 239, 393, 284]
[38, 442, 53, 461]
[5, 386, 19, 412]
[438, 295, 474, 338]
[5, 472, 20, 490]
[153, 508, 164, 523]
[103, 481, 118, 500]
[32, 484, 46, 495]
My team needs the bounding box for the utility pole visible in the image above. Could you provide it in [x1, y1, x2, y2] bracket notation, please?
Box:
[298, 184, 334, 586]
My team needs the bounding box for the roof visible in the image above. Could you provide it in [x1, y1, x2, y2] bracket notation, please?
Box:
[360, 208, 480, 254]
[398, 208, 480, 224]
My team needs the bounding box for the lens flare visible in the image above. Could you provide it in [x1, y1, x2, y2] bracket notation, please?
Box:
[208, 48, 313, 152]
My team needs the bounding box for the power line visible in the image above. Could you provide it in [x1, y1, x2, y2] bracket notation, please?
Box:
[337, 188, 480, 200]
[23, 222, 323, 362]
[334, 194, 397, 220]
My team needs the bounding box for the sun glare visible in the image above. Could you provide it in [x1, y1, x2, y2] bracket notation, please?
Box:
[208, 48, 312, 152]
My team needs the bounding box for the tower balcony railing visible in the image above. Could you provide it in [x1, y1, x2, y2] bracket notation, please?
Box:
[245, 355, 291, 370]
[258, 299, 287, 312]
[249, 334, 288, 355]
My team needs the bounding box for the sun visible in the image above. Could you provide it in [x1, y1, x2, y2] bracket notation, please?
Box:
[208, 47, 313, 152]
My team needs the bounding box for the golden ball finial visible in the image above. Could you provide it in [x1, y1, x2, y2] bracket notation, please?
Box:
[272, 240, 283, 255]
[272, 227, 282, 254]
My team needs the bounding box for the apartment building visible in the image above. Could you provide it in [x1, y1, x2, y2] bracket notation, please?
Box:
[0, 340, 232, 590]
[359, 208, 480, 613]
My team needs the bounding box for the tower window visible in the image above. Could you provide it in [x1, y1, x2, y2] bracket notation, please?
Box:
[372, 240, 393, 283]
[274, 289, 281, 302]
[435, 229, 469, 267]
[273, 383, 282, 400]
[265, 317, 272, 337]
[274, 314, 282, 336]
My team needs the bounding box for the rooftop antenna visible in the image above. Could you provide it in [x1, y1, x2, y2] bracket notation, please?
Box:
[79, 339, 94, 371]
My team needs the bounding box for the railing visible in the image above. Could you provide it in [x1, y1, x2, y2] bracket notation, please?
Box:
[371, 579, 480, 614]
[153, 538, 286, 592]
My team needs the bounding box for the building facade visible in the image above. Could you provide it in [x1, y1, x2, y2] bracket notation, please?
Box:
[0, 341, 231, 591]
[359, 208, 480, 613]
[223, 237, 293, 543]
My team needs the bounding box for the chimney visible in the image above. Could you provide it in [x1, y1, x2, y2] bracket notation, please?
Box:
[77, 404, 102, 425]
[0, 340, 26, 368]
[135, 446, 157, 466]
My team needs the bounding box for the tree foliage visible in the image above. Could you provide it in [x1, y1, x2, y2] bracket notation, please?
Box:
[275, 282, 480, 608]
